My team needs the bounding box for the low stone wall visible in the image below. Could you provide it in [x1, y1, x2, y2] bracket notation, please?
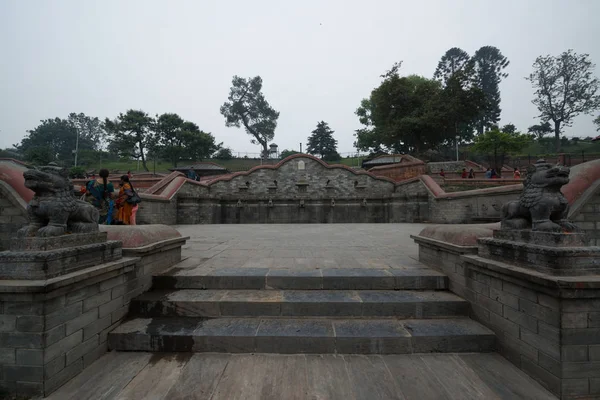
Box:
[570, 181, 600, 246]
[367, 162, 427, 182]
[0, 182, 27, 251]
[0, 232, 186, 397]
[414, 234, 600, 399]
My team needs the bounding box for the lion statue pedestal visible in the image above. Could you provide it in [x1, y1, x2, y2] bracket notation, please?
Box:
[0, 164, 123, 280]
[478, 160, 600, 276]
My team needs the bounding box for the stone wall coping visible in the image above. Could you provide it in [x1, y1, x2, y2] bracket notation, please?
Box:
[121, 236, 189, 256]
[0, 256, 139, 295]
[462, 254, 600, 298]
[411, 234, 478, 255]
[420, 174, 523, 199]
[206, 154, 398, 185]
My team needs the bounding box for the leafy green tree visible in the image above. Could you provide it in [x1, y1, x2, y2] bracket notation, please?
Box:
[18, 118, 78, 164]
[501, 124, 517, 134]
[180, 122, 220, 162]
[434, 48, 471, 85]
[68, 113, 105, 150]
[214, 147, 233, 160]
[104, 110, 154, 171]
[220, 76, 280, 158]
[526, 50, 600, 151]
[355, 64, 484, 153]
[527, 122, 553, 140]
[355, 72, 445, 153]
[154, 113, 185, 167]
[279, 149, 299, 159]
[595, 115, 600, 131]
[471, 129, 532, 175]
[471, 46, 510, 134]
[437, 70, 485, 143]
[307, 121, 338, 159]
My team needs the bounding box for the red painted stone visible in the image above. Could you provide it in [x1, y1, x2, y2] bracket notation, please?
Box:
[99, 224, 181, 248]
[0, 159, 34, 203]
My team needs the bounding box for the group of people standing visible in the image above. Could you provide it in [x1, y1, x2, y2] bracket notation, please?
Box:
[81, 169, 140, 225]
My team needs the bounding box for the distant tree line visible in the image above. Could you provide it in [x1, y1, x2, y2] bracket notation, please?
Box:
[9, 110, 222, 171]
[355, 47, 600, 155]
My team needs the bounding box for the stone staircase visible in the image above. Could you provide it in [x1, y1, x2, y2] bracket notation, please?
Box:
[108, 265, 495, 354]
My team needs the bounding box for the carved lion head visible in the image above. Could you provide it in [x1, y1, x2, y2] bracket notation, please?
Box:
[23, 163, 70, 193]
[525, 159, 570, 188]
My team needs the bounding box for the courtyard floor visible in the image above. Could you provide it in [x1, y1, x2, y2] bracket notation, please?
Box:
[46, 224, 555, 400]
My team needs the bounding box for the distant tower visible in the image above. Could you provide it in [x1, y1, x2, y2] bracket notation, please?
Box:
[269, 143, 279, 159]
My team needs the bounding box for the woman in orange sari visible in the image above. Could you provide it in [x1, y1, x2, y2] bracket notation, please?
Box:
[115, 175, 135, 225]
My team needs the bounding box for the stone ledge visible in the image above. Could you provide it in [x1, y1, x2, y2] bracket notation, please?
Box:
[121, 236, 189, 257]
[9, 232, 108, 251]
[411, 234, 478, 255]
[462, 254, 600, 298]
[0, 257, 139, 295]
[478, 237, 600, 276]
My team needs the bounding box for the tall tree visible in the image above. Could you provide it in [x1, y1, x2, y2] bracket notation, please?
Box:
[595, 115, 600, 131]
[434, 47, 471, 85]
[68, 113, 105, 150]
[527, 121, 553, 140]
[154, 113, 186, 167]
[501, 123, 517, 134]
[220, 76, 280, 158]
[527, 50, 600, 151]
[436, 70, 485, 143]
[471, 46, 510, 134]
[18, 118, 79, 164]
[180, 122, 220, 162]
[355, 63, 484, 154]
[104, 110, 154, 171]
[306, 121, 339, 160]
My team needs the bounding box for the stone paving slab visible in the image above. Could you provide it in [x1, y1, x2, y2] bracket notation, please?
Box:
[47, 352, 557, 400]
[108, 316, 495, 354]
[130, 289, 469, 318]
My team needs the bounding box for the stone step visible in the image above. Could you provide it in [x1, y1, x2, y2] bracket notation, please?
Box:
[152, 267, 448, 290]
[130, 289, 469, 318]
[108, 317, 495, 354]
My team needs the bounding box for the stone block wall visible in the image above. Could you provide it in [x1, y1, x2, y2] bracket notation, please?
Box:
[208, 157, 396, 200]
[0, 239, 183, 397]
[428, 191, 519, 224]
[136, 198, 177, 225]
[415, 235, 600, 399]
[427, 161, 467, 174]
[367, 163, 427, 181]
[570, 184, 600, 246]
[0, 183, 27, 251]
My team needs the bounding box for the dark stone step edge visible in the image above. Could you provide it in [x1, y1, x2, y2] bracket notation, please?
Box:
[129, 299, 470, 318]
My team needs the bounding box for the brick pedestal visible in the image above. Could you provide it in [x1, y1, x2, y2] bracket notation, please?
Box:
[414, 233, 600, 399]
[0, 233, 187, 398]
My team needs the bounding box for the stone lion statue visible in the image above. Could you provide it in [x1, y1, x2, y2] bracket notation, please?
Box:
[17, 164, 99, 237]
[501, 159, 578, 232]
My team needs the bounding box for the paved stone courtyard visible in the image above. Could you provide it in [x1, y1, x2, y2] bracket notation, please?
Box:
[175, 223, 429, 272]
[47, 224, 555, 399]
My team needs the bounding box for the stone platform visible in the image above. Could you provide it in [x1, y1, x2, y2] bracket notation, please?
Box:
[479, 230, 600, 276]
[0, 232, 122, 280]
[47, 352, 556, 400]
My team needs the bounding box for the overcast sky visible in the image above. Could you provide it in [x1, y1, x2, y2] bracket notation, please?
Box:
[1, 0, 599, 156]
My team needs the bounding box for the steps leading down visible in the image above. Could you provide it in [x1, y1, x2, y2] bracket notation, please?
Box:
[109, 263, 495, 355]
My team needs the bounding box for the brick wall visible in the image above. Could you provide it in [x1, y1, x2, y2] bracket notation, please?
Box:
[428, 191, 520, 224]
[415, 235, 600, 399]
[570, 184, 600, 246]
[0, 183, 27, 251]
[368, 163, 427, 181]
[0, 241, 183, 397]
